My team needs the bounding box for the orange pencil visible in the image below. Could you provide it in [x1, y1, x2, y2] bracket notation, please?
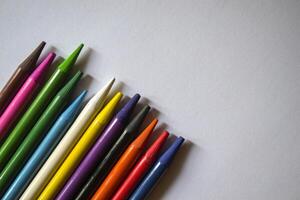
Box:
[91, 119, 158, 200]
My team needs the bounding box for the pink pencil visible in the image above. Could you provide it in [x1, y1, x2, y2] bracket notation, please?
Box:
[0, 52, 55, 140]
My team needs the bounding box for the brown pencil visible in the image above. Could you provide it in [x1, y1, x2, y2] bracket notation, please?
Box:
[0, 41, 46, 115]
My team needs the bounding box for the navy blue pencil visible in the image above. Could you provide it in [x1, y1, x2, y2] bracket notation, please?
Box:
[129, 136, 184, 200]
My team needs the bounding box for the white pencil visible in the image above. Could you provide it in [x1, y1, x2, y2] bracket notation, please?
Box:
[20, 78, 115, 200]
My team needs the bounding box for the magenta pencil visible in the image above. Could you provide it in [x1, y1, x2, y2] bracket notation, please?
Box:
[0, 53, 55, 140]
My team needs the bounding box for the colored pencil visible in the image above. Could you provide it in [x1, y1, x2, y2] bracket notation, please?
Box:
[37, 92, 124, 200]
[129, 136, 185, 200]
[46, 93, 139, 200]
[20, 78, 114, 200]
[62, 105, 150, 200]
[0, 52, 55, 141]
[92, 119, 158, 200]
[0, 41, 46, 115]
[112, 131, 169, 200]
[0, 71, 82, 195]
[2, 90, 86, 200]
[0, 44, 83, 171]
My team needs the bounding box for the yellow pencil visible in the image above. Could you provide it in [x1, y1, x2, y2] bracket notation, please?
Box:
[20, 78, 115, 200]
[38, 92, 122, 200]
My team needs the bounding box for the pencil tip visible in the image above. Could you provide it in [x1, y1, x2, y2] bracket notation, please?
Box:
[58, 71, 83, 96]
[59, 44, 84, 73]
[98, 92, 123, 123]
[146, 131, 169, 158]
[31, 52, 56, 81]
[125, 105, 151, 136]
[133, 119, 158, 148]
[159, 136, 184, 164]
[116, 94, 140, 122]
[20, 41, 47, 71]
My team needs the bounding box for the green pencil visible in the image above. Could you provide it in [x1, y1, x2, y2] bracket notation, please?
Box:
[0, 71, 83, 194]
[0, 44, 84, 171]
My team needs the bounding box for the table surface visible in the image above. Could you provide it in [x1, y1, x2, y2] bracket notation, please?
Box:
[0, 1, 299, 199]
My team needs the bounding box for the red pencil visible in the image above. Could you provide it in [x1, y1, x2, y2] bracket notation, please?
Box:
[112, 131, 169, 200]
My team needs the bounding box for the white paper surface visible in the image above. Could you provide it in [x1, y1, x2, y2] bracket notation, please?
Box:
[0, 1, 299, 199]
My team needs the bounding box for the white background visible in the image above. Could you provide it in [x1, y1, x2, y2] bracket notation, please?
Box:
[0, 1, 300, 199]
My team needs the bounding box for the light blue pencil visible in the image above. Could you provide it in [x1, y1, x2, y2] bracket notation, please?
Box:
[2, 90, 87, 200]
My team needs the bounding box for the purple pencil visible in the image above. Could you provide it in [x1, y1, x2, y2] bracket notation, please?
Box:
[56, 94, 140, 200]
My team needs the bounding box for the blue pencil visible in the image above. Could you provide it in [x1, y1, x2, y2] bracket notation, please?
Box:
[2, 90, 87, 200]
[129, 136, 184, 200]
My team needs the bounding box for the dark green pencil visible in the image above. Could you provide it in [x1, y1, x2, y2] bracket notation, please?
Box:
[0, 44, 83, 171]
[0, 71, 82, 195]
[74, 105, 150, 200]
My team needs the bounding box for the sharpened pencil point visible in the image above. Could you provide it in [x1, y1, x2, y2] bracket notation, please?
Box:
[116, 94, 140, 122]
[59, 44, 84, 73]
